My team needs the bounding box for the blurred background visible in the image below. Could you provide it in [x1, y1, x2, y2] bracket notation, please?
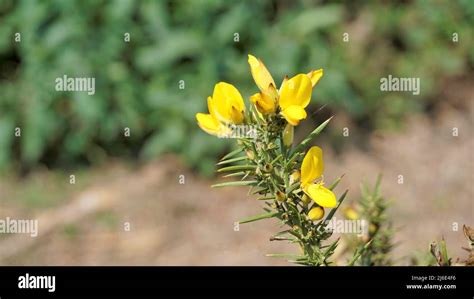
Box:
[0, 0, 472, 265]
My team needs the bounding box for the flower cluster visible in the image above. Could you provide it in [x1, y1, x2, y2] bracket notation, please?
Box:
[196, 54, 345, 265]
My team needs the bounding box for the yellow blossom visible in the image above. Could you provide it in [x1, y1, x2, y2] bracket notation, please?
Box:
[279, 74, 312, 126]
[248, 54, 323, 125]
[196, 82, 245, 136]
[300, 146, 336, 208]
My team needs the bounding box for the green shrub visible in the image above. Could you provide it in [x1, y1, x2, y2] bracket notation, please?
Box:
[0, 0, 471, 174]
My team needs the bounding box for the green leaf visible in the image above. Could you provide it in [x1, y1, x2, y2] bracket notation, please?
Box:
[290, 117, 333, 158]
[270, 153, 282, 165]
[250, 187, 269, 195]
[266, 253, 305, 259]
[328, 174, 345, 190]
[286, 182, 300, 195]
[348, 240, 373, 266]
[239, 211, 279, 224]
[217, 165, 256, 173]
[220, 148, 243, 161]
[211, 180, 257, 188]
[222, 171, 246, 178]
[257, 196, 275, 201]
[440, 239, 449, 264]
[323, 238, 339, 258]
[217, 155, 247, 165]
[373, 174, 383, 197]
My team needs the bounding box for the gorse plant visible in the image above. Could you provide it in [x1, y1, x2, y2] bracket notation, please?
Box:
[196, 54, 348, 265]
[343, 176, 394, 266]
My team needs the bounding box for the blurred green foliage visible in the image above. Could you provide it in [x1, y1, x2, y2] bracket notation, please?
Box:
[0, 0, 472, 175]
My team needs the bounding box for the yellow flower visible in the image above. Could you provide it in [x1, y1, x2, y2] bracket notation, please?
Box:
[300, 146, 336, 208]
[301, 146, 324, 187]
[279, 74, 312, 126]
[308, 206, 325, 221]
[247, 54, 323, 126]
[196, 82, 245, 137]
[211, 82, 245, 124]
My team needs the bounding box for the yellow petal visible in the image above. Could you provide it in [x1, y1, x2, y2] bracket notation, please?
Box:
[301, 146, 324, 187]
[248, 54, 276, 92]
[281, 105, 307, 126]
[305, 184, 337, 208]
[212, 82, 245, 124]
[230, 105, 245, 124]
[250, 92, 276, 115]
[207, 96, 218, 119]
[263, 83, 278, 106]
[307, 69, 323, 88]
[279, 74, 312, 110]
[279, 76, 288, 94]
[196, 113, 228, 137]
[308, 206, 325, 221]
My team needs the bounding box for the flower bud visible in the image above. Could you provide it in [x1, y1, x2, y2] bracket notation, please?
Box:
[263, 163, 273, 173]
[301, 194, 311, 205]
[343, 207, 359, 220]
[246, 150, 255, 161]
[289, 170, 300, 184]
[369, 223, 378, 234]
[282, 123, 294, 147]
[308, 206, 325, 221]
[275, 190, 286, 202]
